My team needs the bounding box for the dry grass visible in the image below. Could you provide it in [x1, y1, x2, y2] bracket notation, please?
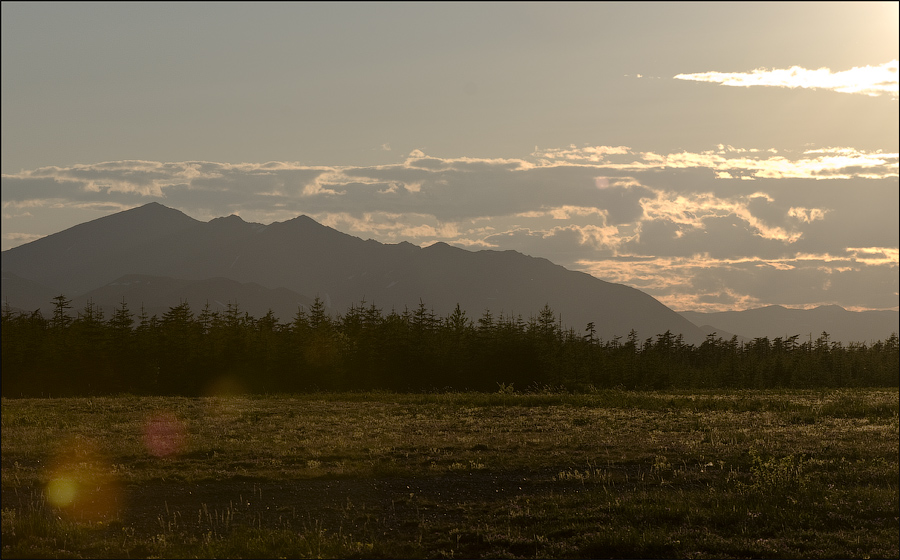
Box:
[2, 389, 898, 558]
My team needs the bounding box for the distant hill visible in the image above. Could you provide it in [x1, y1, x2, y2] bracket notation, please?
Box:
[71, 274, 314, 323]
[680, 305, 899, 345]
[1, 270, 58, 315]
[2, 202, 202, 296]
[2, 203, 707, 344]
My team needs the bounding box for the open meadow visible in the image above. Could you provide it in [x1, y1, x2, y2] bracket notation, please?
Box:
[2, 389, 898, 558]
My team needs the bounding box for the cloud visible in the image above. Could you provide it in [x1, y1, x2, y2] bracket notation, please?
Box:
[845, 246, 899, 266]
[576, 251, 899, 312]
[532, 145, 899, 179]
[673, 60, 899, 98]
[2, 145, 897, 312]
[788, 207, 827, 224]
[2, 232, 44, 245]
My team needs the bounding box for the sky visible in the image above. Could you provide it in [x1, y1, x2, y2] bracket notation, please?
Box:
[2, 2, 898, 312]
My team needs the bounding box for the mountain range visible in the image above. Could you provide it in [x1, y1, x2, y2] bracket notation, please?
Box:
[2, 203, 897, 345]
[681, 306, 898, 346]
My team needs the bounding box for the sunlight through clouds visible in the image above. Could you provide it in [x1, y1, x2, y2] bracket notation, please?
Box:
[2, 1, 897, 325]
[674, 60, 899, 98]
[2, 143, 897, 311]
[638, 190, 800, 243]
[788, 207, 828, 223]
[575, 250, 899, 313]
[532, 145, 899, 179]
[846, 247, 900, 266]
[3, 147, 896, 214]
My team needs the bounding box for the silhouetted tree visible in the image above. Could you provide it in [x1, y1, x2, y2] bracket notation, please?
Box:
[2, 293, 897, 396]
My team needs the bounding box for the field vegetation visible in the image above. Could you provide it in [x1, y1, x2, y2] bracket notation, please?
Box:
[2, 389, 898, 558]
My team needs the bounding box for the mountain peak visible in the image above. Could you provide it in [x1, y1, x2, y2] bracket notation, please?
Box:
[270, 214, 361, 245]
[282, 214, 317, 223]
[2, 204, 717, 343]
[130, 201, 187, 216]
[812, 304, 846, 312]
[209, 214, 247, 224]
[0, 202, 202, 294]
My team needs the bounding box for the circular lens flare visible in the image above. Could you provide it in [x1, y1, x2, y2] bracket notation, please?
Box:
[44, 437, 121, 521]
[46, 476, 78, 507]
[143, 412, 187, 458]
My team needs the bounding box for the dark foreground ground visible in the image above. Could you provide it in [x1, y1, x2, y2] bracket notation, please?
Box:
[2, 390, 898, 558]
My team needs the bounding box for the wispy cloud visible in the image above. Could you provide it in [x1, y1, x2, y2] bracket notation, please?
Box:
[2, 146, 897, 311]
[576, 250, 899, 313]
[532, 145, 899, 179]
[673, 60, 899, 98]
[788, 207, 828, 224]
[1, 232, 44, 245]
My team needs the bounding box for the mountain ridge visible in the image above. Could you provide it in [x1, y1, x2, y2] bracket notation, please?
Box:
[3, 203, 896, 344]
[680, 305, 898, 345]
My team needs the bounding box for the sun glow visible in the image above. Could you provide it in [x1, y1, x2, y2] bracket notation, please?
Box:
[674, 60, 899, 98]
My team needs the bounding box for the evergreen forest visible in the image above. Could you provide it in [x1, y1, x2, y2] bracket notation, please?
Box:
[2, 295, 898, 397]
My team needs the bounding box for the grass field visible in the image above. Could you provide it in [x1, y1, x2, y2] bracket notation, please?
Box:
[2, 389, 898, 558]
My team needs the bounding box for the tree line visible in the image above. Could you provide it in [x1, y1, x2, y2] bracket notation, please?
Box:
[2, 295, 897, 397]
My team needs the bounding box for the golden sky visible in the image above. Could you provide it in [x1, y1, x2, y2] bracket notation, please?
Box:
[2, 2, 898, 312]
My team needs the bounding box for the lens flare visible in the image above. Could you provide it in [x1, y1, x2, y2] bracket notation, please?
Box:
[44, 437, 121, 521]
[46, 476, 78, 507]
[143, 412, 187, 458]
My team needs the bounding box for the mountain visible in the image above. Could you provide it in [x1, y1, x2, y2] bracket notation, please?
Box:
[0, 271, 58, 315]
[680, 305, 899, 345]
[0, 203, 703, 344]
[70, 274, 314, 322]
[2, 202, 202, 296]
[694, 324, 746, 344]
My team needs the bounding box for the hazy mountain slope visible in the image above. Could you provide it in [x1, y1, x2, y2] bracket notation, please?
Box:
[694, 324, 745, 343]
[71, 275, 314, 322]
[680, 305, 899, 345]
[344, 241, 703, 344]
[1, 203, 201, 295]
[1, 203, 709, 343]
[0, 271, 58, 314]
[7, 203, 896, 345]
